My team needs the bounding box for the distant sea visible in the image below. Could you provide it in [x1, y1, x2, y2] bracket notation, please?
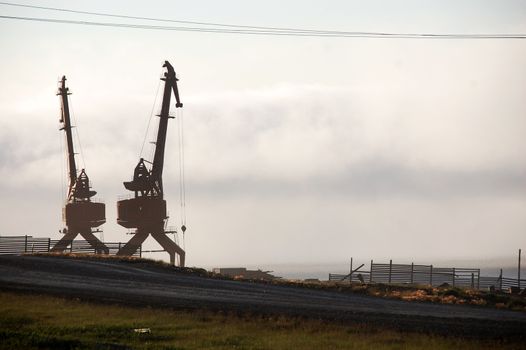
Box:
[248, 259, 522, 281]
[142, 252, 522, 282]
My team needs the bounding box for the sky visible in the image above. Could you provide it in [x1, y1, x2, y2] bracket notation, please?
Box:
[0, 0, 525, 277]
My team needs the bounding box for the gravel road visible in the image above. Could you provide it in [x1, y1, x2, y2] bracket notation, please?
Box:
[1, 255, 525, 339]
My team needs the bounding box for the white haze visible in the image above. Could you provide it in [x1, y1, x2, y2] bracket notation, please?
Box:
[0, 0, 525, 277]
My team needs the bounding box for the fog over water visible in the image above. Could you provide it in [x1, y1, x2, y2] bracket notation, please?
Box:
[0, 1, 525, 276]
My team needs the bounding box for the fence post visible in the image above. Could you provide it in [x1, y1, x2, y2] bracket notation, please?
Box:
[430, 265, 433, 286]
[452, 267, 455, 287]
[349, 258, 353, 284]
[70, 241, 73, 253]
[24, 235, 28, 253]
[411, 262, 414, 284]
[499, 269, 503, 291]
[477, 269, 480, 289]
[370, 260, 373, 283]
[118, 242, 122, 252]
[48, 238, 51, 252]
[139, 244, 142, 258]
[471, 273, 474, 289]
[389, 259, 392, 284]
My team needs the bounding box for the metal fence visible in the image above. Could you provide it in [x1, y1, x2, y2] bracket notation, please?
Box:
[0, 235, 141, 257]
[370, 262, 481, 288]
[0, 235, 52, 254]
[329, 259, 525, 292]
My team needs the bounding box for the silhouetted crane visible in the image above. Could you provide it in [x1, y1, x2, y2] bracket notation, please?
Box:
[51, 76, 108, 254]
[116, 61, 185, 266]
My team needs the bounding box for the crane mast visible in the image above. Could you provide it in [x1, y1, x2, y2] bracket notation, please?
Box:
[57, 76, 77, 200]
[51, 76, 108, 254]
[57, 76, 97, 202]
[117, 61, 186, 266]
[151, 61, 183, 196]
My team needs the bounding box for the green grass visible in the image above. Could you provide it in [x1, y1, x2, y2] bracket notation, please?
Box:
[0, 292, 522, 350]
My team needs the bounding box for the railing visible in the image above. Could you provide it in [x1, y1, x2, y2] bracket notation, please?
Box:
[0, 236, 52, 254]
[330, 259, 525, 292]
[369, 262, 481, 288]
[0, 235, 142, 257]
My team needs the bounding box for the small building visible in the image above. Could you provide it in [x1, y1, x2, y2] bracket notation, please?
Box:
[212, 267, 279, 281]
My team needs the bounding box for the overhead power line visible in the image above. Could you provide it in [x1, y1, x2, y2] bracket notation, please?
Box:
[0, 2, 525, 39]
[1, 15, 525, 39]
[0, 1, 341, 33]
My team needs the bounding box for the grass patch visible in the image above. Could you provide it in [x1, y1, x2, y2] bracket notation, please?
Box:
[285, 280, 526, 312]
[0, 291, 521, 350]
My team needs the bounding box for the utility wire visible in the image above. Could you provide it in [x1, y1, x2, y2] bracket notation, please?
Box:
[0, 14, 525, 39]
[2, 1, 526, 39]
[0, 1, 344, 33]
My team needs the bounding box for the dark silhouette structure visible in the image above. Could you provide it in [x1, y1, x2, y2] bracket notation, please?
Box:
[51, 76, 108, 254]
[116, 61, 185, 266]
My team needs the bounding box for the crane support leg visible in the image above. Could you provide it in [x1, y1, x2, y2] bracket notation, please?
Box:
[116, 230, 185, 266]
[151, 231, 185, 267]
[51, 230, 109, 254]
[50, 232, 77, 253]
[79, 230, 110, 254]
[116, 230, 149, 257]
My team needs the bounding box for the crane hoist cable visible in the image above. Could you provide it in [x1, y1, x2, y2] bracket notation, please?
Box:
[176, 107, 187, 251]
[69, 95, 87, 171]
[66, 85, 105, 243]
[181, 108, 187, 226]
[149, 120, 159, 163]
[140, 79, 162, 158]
[181, 108, 187, 250]
[177, 108, 187, 231]
[59, 121, 66, 204]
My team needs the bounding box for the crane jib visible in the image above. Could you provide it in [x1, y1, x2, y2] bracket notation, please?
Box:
[124, 60, 183, 199]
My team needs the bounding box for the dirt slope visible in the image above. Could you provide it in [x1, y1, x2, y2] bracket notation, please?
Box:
[1, 255, 524, 339]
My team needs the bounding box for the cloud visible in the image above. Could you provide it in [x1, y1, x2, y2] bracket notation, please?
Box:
[1, 36, 525, 266]
[166, 83, 526, 200]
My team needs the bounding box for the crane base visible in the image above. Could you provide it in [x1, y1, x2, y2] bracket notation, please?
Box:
[116, 229, 185, 266]
[51, 229, 109, 254]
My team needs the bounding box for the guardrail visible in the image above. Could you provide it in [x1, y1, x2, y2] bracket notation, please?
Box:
[330, 259, 525, 292]
[0, 235, 142, 257]
[370, 262, 481, 288]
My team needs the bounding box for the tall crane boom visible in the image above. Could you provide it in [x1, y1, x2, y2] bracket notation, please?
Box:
[150, 61, 183, 196]
[57, 76, 97, 202]
[117, 60, 186, 266]
[57, 76, 77, 200]
[123, 61, 183, 198]
[51, 76, 108, 254]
